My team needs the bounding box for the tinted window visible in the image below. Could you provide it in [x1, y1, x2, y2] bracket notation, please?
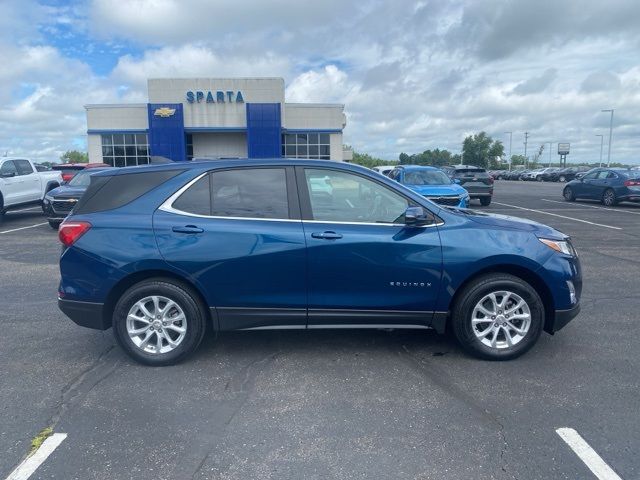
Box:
[582, 171, 599, 180]
[15, 160, 34, 175]
[455, 169, 489, 178]
[210, 168, 289, 219]
[74, 170, 184, 214]
[388, 169, 400, 180]
[173, 174, 211, 215]
[305, 169, 408, 224]
[596, 171, 610, 179]
[1, 160, 17, 176]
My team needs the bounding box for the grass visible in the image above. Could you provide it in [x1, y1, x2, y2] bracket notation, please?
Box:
[28, 426, 53, 456]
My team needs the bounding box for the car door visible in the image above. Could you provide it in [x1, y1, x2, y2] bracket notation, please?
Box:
[585, 170, 613, 199]
[576, 170, 599, 198]
[15, 160, 41, 202]
[0, 160, 21, 206]
[298, 167, 443, 327]
[154, 166, 308, 330]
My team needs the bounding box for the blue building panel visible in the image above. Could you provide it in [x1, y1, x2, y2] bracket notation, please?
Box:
[147, 103, 186, 161]
[246, 103, 282, 158]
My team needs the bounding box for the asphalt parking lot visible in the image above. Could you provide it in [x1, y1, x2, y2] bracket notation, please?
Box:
[1, 181, 639, 480]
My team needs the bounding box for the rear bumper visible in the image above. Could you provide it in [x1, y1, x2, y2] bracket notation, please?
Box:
[58, 297, 110, 330]
[547, 303, 580, 334]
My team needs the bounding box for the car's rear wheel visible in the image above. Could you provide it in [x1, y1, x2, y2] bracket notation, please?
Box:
[480, 197, 491, 206]
[48, 220, 61, 229]
[559, 175, 566, 182]
[451, 273, 544, 360]
[602, 188, 617, 207]
[113, 279, 207, 366]
[563, 186, 575, 201]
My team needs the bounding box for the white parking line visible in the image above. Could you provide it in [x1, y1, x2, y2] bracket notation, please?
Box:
[493, 202, 622, 230]
[0, 223, 48, 234]
[556, 428, 622, 480]
[542, 198, 640, 216]
[7, 207, 42, 213]
[5, 433, 67, 480]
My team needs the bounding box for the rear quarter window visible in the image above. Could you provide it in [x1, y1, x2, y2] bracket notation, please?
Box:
[74, 169, 184, 214]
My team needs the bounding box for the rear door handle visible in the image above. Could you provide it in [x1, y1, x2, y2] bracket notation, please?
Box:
[311, 231, 343, 240]
[172, 225, 204, 234]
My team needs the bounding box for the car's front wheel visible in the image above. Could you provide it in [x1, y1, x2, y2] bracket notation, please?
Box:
[451, 273, 544, 360]
[113, 278, 207, 366]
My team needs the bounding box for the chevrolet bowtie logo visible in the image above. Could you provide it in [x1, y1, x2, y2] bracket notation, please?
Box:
[154, 107, 176, 118]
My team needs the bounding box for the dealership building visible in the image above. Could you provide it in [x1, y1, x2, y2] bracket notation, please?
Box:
[85, 78, 349, 166]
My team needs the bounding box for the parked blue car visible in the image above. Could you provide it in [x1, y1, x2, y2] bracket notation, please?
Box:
[43, 167, 112, 228]
[387, 165, 469, 208]
[563, 168, 640, 206]
[58, 159, 581, 365]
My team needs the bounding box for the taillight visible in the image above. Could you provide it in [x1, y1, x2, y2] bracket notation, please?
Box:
[624, 179, 640, 187]
[59, 221, 91, 247]
[62, 173, 74, 182]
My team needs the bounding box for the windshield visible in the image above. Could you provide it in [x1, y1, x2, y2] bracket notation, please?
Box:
[404, 170, 452, 185]
[68, 170, 94, 187]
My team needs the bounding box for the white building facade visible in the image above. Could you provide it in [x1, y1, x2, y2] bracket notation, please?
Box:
[85, 78, 348, 166]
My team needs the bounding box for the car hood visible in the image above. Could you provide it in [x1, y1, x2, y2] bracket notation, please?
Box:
[406, 184, 466, 196]
[47, 185, 86, 198]
[444, 207, 567, 239]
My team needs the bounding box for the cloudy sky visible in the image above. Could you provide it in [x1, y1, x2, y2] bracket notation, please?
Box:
[1, 0, 639, 164]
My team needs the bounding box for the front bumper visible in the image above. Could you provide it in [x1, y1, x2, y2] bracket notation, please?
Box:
[58, 297, 110, 330]
[547, 303, 581, 334]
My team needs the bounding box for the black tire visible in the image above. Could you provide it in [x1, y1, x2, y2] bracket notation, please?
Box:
[602, 188, 617, 207]
[451, 273, 544, 360]
[112, 278, 208, 366]
[537, 176, 543, 182]
[48, 220, 61, 229]
[479, 196, 491, 206]
[563, 186, 575, 201]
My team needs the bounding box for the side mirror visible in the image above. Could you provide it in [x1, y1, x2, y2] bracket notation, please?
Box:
[404, 206, 431, 226]
[453, 178, 461, 184]
[0, 172, 16, 178]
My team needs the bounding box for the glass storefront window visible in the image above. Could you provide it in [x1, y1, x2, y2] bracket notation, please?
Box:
[101, 133, 150, 167]
[281, 132, 331, 160]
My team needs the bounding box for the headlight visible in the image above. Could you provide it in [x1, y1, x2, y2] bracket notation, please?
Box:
[539, 238, 577, 256]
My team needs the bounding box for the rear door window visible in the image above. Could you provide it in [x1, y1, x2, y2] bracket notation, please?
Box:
[15, 160, 34, 175]
[173, 174, 211, 216]
[210, 168, 289, 219]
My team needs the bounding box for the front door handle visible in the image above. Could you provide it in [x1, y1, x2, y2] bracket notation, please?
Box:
[311, 231, 343, 240]
[172, 225, 204, 234]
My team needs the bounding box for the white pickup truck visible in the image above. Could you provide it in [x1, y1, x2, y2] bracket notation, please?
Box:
[0, 158, 62, 218]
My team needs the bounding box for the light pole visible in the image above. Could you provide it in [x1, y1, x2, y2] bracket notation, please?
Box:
[601, 109, 613, 167]
[524, 132, 529, 168]
[548, 142, 552, 167]
[595, 134, 604, 167]
[504, 131, 512, 170]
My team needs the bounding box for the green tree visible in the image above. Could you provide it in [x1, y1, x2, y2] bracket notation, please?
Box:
[399, 149, 458, 167]
[350, 150, 394, 169]
[462, 132, 504, 168]
[509, 154, 527, 167]
[60, 150, 88, 164]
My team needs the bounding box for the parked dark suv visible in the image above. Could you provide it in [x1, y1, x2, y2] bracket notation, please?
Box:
[58, 159, 581, 365]
[442, 165, 494, 206]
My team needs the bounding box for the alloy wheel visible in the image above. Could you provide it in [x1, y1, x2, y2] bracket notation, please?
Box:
[126, 295, 188, 354]
[471, 291, 531, 349]
[603, 190, 615, 206]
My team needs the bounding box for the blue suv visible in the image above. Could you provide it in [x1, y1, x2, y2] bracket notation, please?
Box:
[58, 159, 581, 365]
[388, 165, 469, 208]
